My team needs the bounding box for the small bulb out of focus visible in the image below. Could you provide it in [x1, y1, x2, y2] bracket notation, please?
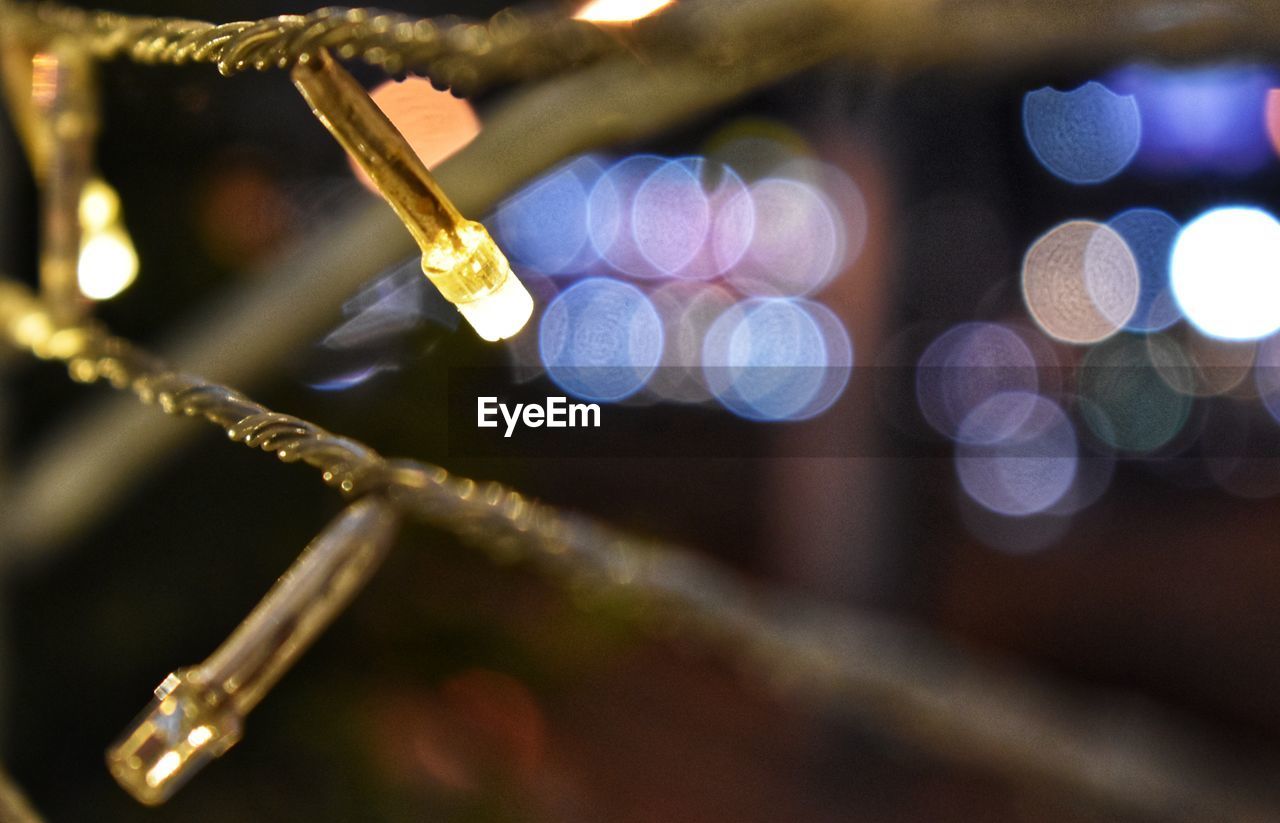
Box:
[574, 0, 675, 23]
[291, 50, 531, 342]
[76, 178, 138, 301]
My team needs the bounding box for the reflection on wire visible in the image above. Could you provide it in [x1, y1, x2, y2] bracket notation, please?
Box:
[2, 274, 1275, 823]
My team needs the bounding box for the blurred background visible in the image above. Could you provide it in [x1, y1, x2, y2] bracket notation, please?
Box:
[5, 0, 1280, 820]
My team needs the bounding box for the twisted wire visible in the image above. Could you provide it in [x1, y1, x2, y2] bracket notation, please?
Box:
[0, 277, 737, 609]
[5, 274, 1280, 822]
[1, 2, 621, 94]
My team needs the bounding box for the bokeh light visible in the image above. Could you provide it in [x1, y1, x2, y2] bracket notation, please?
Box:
[631, 158, 711, 275]
[1171, 206, 1280, 341]
[353, 77, 480, 192]
[955, 392, 1078, 517]
[494, 157, 605, 275]
[1022, 81, 1141, 184]
[725, 177, 845, 296]
[1265, 88, 1280, 159]
[703, 119, 815, 181]
[1022, 220, 1139, 344]
[1108, 63, 1276, 175]
[574, 0, 674, 23]
[685, 158, 754, 280]
[1254, 334, 1280, 425]
[539, 277, 664, 401]
[588, 155, 669, 278]
[1107, 208, 1181, 332]
[646, 280, 737, 403]
[915, 322, 1038, 442]
[1047, 447, 1116, 516]
[702, 298, 852, 421]
[1078, 334, 1191, 453]
[77, 226, 138, 301]
[197, 158, 296, 266]
[1149, 327, 1255, 398]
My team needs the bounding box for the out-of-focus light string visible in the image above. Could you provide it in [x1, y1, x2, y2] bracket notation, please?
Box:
[1, 28, 140, 311]
[2, 274, 1271, 820]
[1, 1, 622, 95]
[962, 62, 1280, 544]
[30, 39, 97, 321]
[291, 48, 532, 341]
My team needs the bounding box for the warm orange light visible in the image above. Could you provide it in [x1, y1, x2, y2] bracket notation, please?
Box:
[574, 0, 674, 23]
[1266, 89, 1280, 158]
[351, 77, 480, 193]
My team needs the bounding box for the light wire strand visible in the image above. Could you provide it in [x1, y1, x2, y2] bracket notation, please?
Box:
[3, 275, 1280, 821]
[1, 1, 621, 95]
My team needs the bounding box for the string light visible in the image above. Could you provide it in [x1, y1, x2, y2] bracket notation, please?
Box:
[574, 0, 675, 23]
[107, 497, 400, 805]
[291, 49, 532, 342]
[31, 40, 98, 321]
[76, 178, 138, 300]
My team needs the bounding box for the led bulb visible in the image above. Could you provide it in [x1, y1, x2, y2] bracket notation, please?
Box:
[574, 0, 675, 23]
[291, 51, 533, 342]
[78, 224, 138, 300]
[421, 220, 533, 341]
[107, 498, 399, 805]
[79, 178, 120, 231]
[455, 269, 534, 342]
[106, 669, 243, 806]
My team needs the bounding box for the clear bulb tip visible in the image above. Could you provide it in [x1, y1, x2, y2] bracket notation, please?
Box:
[456, 272, 534, 342]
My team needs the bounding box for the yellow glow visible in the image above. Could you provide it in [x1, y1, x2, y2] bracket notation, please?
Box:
[186, 726, 214, 747]
[574, 0, 674, 23]
[79, 178, 120, 231]
[78, 225, 139, 300]
[292, 50, 529, 345]
[145, 752, 182, 788]
[456, 272, 534, 342]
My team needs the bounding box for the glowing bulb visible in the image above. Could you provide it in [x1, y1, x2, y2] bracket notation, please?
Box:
[454, 267, 535, 342]
[574, 0, 674, 22]
[78, 225, 138, 300]
[1171, 207, 1280, 340]
[145, 752, 182, 788]
[292, 50, 531, 342]
[79, 178, 120, 231]
[186, 726, 214, 747]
